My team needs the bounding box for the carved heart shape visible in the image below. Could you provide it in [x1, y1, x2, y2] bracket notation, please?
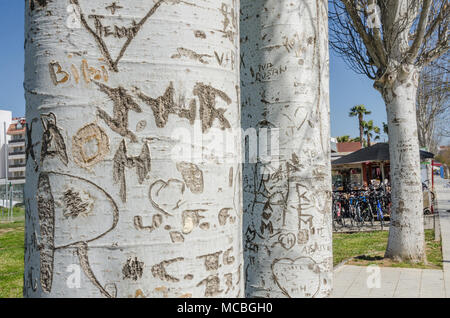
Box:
[278, 233, 296, 250]
[271, 257, 321, 298]
[70, 0, 164, 72]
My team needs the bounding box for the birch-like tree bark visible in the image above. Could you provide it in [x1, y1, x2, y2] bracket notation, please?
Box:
[330, 0, 449, 262]
[24, 0, 243, 298]
[241, 0, 332, 298]
[380, 64, 426, 261]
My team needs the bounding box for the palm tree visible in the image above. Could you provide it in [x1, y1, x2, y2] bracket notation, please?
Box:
[382, 122, 389, 135]
[363, 120, 381, 147]
[337, 135, 350, 143]
[349, 105, 372, 147]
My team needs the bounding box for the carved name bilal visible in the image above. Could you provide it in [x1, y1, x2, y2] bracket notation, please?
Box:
[49, 59, 109, 86]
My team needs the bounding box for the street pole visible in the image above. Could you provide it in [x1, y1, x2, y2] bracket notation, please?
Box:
[3, 122, 6, 221]
[431, 160, 435, 214]
[9, 182, 12, 222]
[4, 122, 9, 222]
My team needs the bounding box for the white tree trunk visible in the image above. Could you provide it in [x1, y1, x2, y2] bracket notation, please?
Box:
[382, 66, 425, 262]
[241, 0, 332, 298]
[24, 0, 243, 298]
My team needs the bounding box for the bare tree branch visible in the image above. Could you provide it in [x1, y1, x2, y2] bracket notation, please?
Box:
[407, 0, 432, 63]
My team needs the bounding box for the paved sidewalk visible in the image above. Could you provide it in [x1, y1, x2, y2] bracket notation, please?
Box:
[331, 265, 446, 298]
[331, 176, 450, 298]
[435, 177, 450, 297]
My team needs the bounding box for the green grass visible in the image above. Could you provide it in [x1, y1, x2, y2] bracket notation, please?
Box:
[0, 210, 444, 298]
[333, 229, 443, 269]
[0, 219, 24, 298]
[0, 206, 25, 225]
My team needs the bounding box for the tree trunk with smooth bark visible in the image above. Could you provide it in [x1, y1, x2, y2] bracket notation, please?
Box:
[380, 65, 425, 262]
[24, 0, 243, 298]
[241, 0, 332, 298]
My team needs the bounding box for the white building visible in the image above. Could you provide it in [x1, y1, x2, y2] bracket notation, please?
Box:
[0, 110, 12, 180]
[0, 112, 26, 204]
[7, 117, 26, 186]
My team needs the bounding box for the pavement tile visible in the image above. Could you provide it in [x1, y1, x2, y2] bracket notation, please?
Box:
[332, 179, 450, 298]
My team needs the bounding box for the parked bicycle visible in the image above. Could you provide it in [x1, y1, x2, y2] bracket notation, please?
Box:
[332, 184, 391, 231]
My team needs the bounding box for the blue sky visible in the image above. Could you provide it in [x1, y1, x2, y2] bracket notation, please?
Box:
[0, 1, 388, 140]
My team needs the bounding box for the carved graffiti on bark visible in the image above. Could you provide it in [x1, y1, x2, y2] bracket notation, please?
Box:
[151, 257, 184, 283]
[95, 82, 142, 143]
[137, 82, 196, 128]
[122, 257, 144, 281]
[193, 82, 232, 133]
[72, 123, 110, 169]
[69, 0, 165, 72]
[176, 162, 204, 194]
[26, 119, 40, 172]
[40, 113, 68, 166]
[35, 172, 120, 297]
[113, 139, 151, 202]
[37, 173, 55, 293]
[271, 257, 321, 298]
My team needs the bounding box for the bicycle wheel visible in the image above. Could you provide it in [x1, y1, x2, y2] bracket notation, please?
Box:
[355, 206, 364, 228]
[333, 209, 343, 230]
[365, 205, 374, 227]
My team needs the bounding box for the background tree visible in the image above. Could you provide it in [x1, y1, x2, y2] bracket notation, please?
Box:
[330, 0, 449, 262]
[24, 0, 243, 297]
[363, 119, 381, 146]
[241, 0, 332, 298]
[416, 55, 449, 153]
[349, 104, 372, 147]
[337, 135, 351, 142]
[435, 145, 450, 166]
